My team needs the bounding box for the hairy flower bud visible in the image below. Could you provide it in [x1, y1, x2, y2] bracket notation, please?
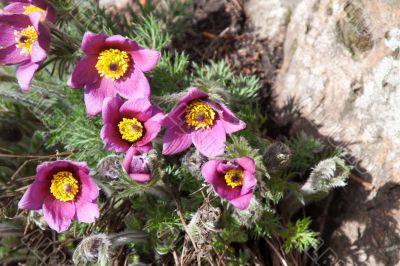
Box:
[263, 142, 291, 173]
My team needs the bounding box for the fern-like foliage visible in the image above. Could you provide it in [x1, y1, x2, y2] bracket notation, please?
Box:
[281, 217, 319, 254]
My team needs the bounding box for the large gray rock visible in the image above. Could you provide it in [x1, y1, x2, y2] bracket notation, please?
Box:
[246, 0, 400, 265]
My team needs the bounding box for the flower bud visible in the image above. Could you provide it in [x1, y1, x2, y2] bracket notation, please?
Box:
[263, 142, 291, 173]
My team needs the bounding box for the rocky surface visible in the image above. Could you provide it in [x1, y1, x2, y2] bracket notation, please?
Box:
[246, 0, 400, 265]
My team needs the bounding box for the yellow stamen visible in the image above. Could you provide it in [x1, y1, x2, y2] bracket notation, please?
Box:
[118, 117, 144, 142]
[50, 171, 79, 202]
[185, 100, 215, 129]
[95, 48, 130, 80]
[14, 26, 38, 55]
[23, 5, 46, 21]
[224, 169, 244, 188]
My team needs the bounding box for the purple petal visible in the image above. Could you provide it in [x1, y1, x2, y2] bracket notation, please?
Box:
[114, 67, 150, 100]
[235, 157, 255, 174]
[123, 146, 140, 172]
[229, 193, 253, 210]
[42, 195, 75, 232]
[161, 103, 186, 129]
[81, 32, 107, 55]
[192, 120, 226, 158]
[216, 162, 238, 174]
[0, 25, 16, 47]
[30, 39, 47, 63]
[135, 118, 162, 147]
[0, 45, 29, 64]
[219, 103, 246, 134]
[16, 62, 39, 91]
[3, 2, 28, 13]
[84, 78, 118, 116]
[162, 126, 193, 155]
[130, 48, 160, 72]
[120, 97, 153, 121]
[179, 87, 209, 105]
[77, 169, 99, 201]
[100, 124, 131, 152]
[241, 171, 257, 195]
[35, 160, 72, 182]
[105, 35, 139, 51]
[18, 180, 50, 210]
[102, 96, 123, 124]
[74, 200, 99, 223]
[201, 160, 221, 185]
[44, 4, 57, 23]
[30, 0, 49, 9]
[0, 14, 30, 28]
[207, 171, 242, 201]
[67, 55, 99, 88]
[130, 173, 150, 183]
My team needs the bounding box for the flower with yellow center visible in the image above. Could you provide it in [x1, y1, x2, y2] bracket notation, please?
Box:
[23, 5, 46, 21]
[224, 169, 244, 188]
[185, 100, 215, 129]
[95, 48, 130, 80]
[50, 171, 79, 202]
[118, 117, 144, 142]
[14, 26, 38, 55]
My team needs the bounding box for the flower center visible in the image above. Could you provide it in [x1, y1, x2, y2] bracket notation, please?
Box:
[118, 117, 144, 142]
[14, 26, 38, 55]
[95, 48, 130, 80]
[224, 169, 244, 188]
[23, 5, 46, 20]
[185, 100, 215, 129]
[50, 171, 79, 202]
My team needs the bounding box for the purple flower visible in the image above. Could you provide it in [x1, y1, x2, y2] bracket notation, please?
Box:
[1, 0, 56, 23]
[100, 96, 164, 153]
[0, 12, 50, 91]
[123, 147, 152, 183]
[162, 87, 246, 158]
[18, 160, 100, 232]
[68, 32, 160, 116]
[201, 157, 256, 210]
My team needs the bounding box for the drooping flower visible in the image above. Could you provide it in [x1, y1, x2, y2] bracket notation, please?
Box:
[100, 96, 164, 153]
[201, 157, 256, 210]
[123, 146, 152, 183]
[0, 0, 56, 23]
[0, 13, 50, 91]
[68, 32, 160, 116]
[18, 160, 100, 232]
[162, 87, 246, 158]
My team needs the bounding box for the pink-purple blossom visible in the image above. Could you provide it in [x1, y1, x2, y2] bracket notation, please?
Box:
[68, 32, 160, 116]
[123, 147, 152, 183]
[162, 87, 246, 158]
[18, 160, 100, 232]
[0, 0, 56, 23]
[201, 157, 256, 210]
[100, 96, 164, 153]
[0, 12, 50, 91]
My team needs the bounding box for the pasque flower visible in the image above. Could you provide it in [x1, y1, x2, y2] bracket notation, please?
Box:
[162, 87, 246, 157]
[123, 146, 152, 183]
[201, 157, 256, 210]
[68, 32, 160, 116]
[0, 0, 56, 23]
[18, 160, 100, 232]
[101, 96, 164, 153]
[0, 12, 50, 91]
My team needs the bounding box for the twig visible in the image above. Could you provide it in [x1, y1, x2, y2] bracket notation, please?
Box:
[350, 173, 375, 191]
[175, 205, 198, 252]
[0, 150, 76, 159]
[265, 238, 289, 266]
